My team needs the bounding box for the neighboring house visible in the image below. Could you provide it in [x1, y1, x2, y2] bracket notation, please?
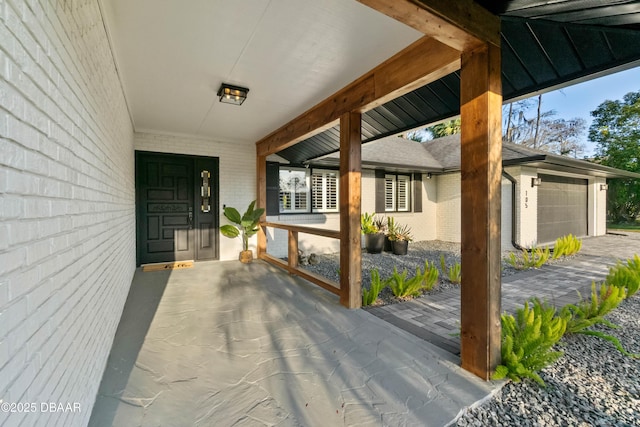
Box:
[264, 135, 640, 257]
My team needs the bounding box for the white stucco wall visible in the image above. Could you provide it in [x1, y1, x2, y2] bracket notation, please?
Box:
[594, 177, 608, 236]
[0, 1, 135, 425]
[134, 132, 256, 261]
[515, 167, 539, 247]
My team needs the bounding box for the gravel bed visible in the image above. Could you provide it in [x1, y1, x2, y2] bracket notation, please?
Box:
[301, 240, 576, 305]
[453, 293, 640, 427]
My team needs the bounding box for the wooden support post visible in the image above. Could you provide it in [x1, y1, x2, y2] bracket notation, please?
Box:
[339, 111, 362, 309]
[257, 155, 267, 258]
[288, 230, 299, 271]
[460, 42, 502, 380]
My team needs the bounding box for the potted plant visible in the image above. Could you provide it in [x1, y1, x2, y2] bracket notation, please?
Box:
[388, 223, 413, 255]
[384, 216, 396, 252]
[361, 212, 385, 254]
[220, 200, 265, 263]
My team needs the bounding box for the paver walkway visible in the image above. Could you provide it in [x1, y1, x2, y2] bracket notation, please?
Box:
[90, 260, 495, 426]
[367, 232, 640, 356]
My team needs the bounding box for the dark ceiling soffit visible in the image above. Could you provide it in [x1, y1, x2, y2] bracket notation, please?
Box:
[277, 17, 640, 165]
[476, 0, 640, 31]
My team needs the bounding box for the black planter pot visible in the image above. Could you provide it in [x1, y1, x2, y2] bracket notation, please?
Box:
[364, 233, 385, 254]
[391, 240, 409, 255]
[383, 235, 392, 252]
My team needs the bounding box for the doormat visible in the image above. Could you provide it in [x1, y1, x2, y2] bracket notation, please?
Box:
[142, 260, 194, 272]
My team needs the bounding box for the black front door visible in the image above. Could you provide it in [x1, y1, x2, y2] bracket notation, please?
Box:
[136, 152, 219, 265]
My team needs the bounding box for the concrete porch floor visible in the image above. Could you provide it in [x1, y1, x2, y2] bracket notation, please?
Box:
[89, 260, 496, 427]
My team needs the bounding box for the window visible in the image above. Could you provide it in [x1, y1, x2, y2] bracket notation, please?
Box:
[277, 167, 339, 214]
[385, 174, 411, 212]
[279, 168, 309, 213]
[312, 170, 339, 212]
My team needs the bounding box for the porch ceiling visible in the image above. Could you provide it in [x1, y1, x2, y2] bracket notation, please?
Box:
[99, 0, 422, 144]
[101, 1, 640, 159]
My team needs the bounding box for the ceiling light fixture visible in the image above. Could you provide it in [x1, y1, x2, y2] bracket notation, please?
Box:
[217, 83, 249, 106]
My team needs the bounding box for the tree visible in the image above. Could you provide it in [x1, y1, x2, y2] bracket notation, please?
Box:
[503, 96, 586, 156]
[589, 90, 640, 223]
[404, 119, 461, 142]
[429, 118, 461, 138]
[544, 118, 587, 158]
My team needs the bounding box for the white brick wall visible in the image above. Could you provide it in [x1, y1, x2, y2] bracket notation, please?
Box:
[435, 173, 461, 243]
[501, 177, 513, 249]
[0, 1, 135, 426]
[135, 132, 256, 261]
[436, 172, 513, 250]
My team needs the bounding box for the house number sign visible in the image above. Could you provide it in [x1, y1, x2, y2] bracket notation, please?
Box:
[201, 170, 211, 212]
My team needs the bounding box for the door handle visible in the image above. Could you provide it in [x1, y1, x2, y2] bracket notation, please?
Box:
[188, 207, 193, 229]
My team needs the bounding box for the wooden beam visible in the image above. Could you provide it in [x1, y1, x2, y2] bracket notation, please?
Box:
[288, 230, 299, 270]
[339, 111, 362, 309]
[256, 155, 267, 258]
[262, 222, 341, 240]
[256, 36, 460, 157]
[459, 42, 502, 380]
[356, 0, 500, 51]
[260, 254, 341, 296]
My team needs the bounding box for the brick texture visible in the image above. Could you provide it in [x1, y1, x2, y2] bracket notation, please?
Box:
[0, 1, 135, 426]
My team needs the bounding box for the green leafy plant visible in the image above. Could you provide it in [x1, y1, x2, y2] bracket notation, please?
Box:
[220, 200, 265, 251]
[561, 282, 638, 358]
[562, 282, 625, 333]
[362, 269, 387, 306]
[386, 216, 397, 237]
[506, 247, 550, 270]
[360, 212, 379, 234]
[387, 223, 413, 242]
[606, 255, 640, 298]
[447, 261, 462, 284]
[439, 254, 461, 284]
[422, 260, 439, 291]
[388, 266, 423, 298]
[493, 299, 567, 386]
[552, 234, 582, 259]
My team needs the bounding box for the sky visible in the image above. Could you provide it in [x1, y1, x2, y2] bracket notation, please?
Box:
[526, 65, 640, 157]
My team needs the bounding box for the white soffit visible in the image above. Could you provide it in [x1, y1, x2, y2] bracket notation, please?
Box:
[101, 0, 422, 143]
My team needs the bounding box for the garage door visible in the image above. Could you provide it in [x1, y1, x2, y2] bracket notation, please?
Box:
[537, 174, 588, 244]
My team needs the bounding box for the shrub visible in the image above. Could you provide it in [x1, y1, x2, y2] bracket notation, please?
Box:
[552, 234, 582, 259]
[561, 282, 625, 333]
[388, 267, 424, 298]
[362, 269, 387, 306]
[561, 282, 638, 358]
[606, 255, 640, 298]
[493, 299, 567, 386]
[422, 260, 439, 291]
[447, 261, 462, 284]
[506, 247, 550, 270]
[439, 254, 461, 284]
